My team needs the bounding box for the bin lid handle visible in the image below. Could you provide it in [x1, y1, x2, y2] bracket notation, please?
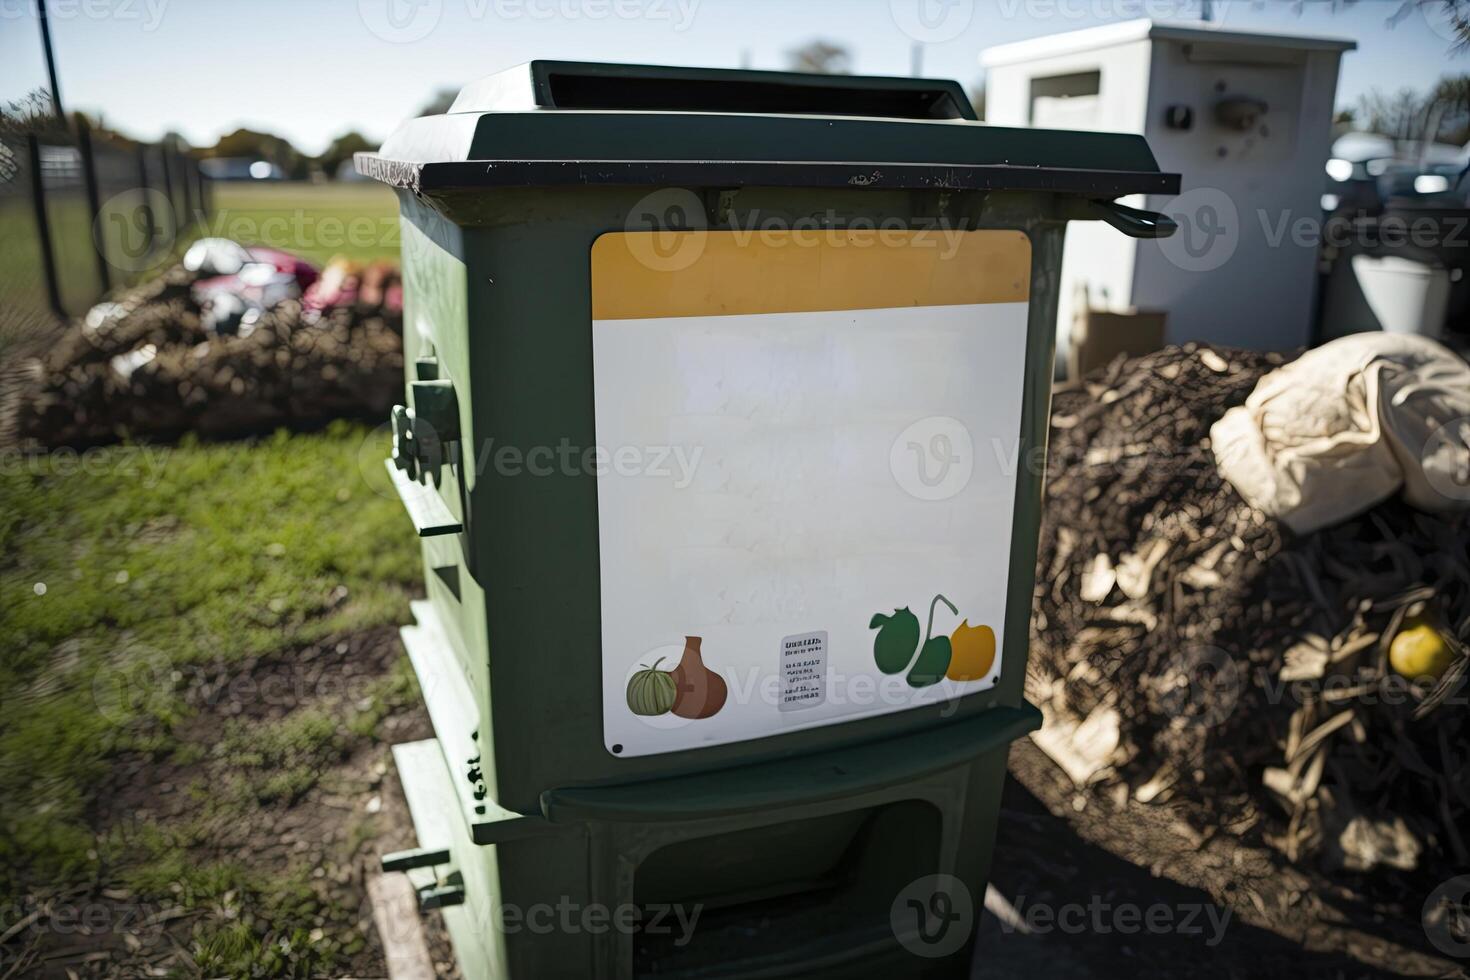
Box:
[1089, 199, 1178, 239]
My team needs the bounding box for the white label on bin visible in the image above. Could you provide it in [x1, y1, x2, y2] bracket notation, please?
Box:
[591, 230, 1029, 758]
[781, 631, 828, 711]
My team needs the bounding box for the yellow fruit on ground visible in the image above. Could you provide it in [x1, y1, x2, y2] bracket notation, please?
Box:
[946, 620, 996, 682]
[1389, 623, 1455, 682]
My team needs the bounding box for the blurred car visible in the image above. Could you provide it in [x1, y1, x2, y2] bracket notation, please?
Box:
[1318, 137, 1470, 345]
[1322, 131, 1395, 214]
[1323, 133, 1469, 214]
[199, 156, 284, 181]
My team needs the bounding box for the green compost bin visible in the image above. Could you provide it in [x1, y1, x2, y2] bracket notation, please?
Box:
[359, 60, 1179, 979]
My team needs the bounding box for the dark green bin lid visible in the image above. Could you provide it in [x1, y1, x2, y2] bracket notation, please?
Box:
[357, 60, 1179, 198]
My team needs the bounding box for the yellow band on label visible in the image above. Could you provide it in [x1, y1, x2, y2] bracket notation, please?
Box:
[591, 229, 1032, 320]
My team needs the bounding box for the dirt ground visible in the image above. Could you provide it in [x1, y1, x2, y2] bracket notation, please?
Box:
[6, 631, 1464, 978]
[983, 738, 1467, 979]
[3, 627, 459, 979]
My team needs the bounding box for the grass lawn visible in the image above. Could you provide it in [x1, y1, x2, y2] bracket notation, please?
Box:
[0, 179, 436, 975]
[2, 180, 401, 365]
[200, 182, 401, 266]
[0, 195, 101, 357]
[0, 424, 430, 975]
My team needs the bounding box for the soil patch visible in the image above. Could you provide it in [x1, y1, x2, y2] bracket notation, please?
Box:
[987, 738, 1464, 978]
[2, 627, 461, 979]
[1032, 344, 1469, 884]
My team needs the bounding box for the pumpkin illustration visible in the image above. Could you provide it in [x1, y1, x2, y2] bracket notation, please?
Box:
[869, 607, 921, 675]
[907, 593, 958, 688]
[946, 620, 996, 682]
[626, 657, 677, 716]
[670, 636, 728, 720]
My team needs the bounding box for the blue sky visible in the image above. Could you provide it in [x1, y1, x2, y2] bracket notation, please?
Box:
[2, 0, 1462, 154]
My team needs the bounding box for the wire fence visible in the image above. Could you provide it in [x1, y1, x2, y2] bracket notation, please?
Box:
[1, 117, 208, 345]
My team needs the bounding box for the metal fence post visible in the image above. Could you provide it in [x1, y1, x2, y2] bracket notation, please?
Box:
[75, 116, 111, 292]
[159, 146, 176, 242]
[135, 144, 157, 252]
[197, 161, 210, 221]
[179, 149, 194, 227]
[27, 133, 65, 317]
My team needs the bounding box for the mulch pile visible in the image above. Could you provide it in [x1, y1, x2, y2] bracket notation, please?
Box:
[1033, 343, 1470, 879]
[15, 260, 403, 447]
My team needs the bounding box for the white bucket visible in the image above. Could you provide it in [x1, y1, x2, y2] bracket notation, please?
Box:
[1351, 255, 1452, 339]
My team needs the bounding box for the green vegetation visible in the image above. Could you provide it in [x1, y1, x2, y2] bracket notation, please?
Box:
[0, 424, 421, 973]
[0, 178, 413, 974]
[203, 181, 401, 266]
[3, 180, 400, 360]
[0, 195, 98, 355]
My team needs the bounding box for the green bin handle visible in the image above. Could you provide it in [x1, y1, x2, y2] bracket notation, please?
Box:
[1089, 199, 1178, 239]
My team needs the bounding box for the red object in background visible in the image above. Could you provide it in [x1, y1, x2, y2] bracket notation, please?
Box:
[302, 257, 358, 313]
[183, 238, 319, 292]
[246, 246, 319, 292]
[185, 240, 322, 335]
[302, 258, 403, 316]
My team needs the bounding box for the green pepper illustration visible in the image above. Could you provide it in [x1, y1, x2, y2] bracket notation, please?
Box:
[869, 607, 921, 675]
[907, 593, 958, 688]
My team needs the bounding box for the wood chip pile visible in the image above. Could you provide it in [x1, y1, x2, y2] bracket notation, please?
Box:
[1033, 343, 1470, 878]
[16, 262, 403, 447]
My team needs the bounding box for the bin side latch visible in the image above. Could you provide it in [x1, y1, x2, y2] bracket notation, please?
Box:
[381, 847, 452, 873]
[1087, 199, 1178, 240]
[387, 374, 466, 537]
[392, 378, 461, 484]
[381, 849, 467, 912]
[417, 873, 466, 911]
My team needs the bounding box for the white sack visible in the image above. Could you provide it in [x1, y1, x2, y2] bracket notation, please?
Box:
[1210, 334, 1470, 534]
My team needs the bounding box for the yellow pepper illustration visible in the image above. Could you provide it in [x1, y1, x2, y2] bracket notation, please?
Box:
[945, 620, 995, 682]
